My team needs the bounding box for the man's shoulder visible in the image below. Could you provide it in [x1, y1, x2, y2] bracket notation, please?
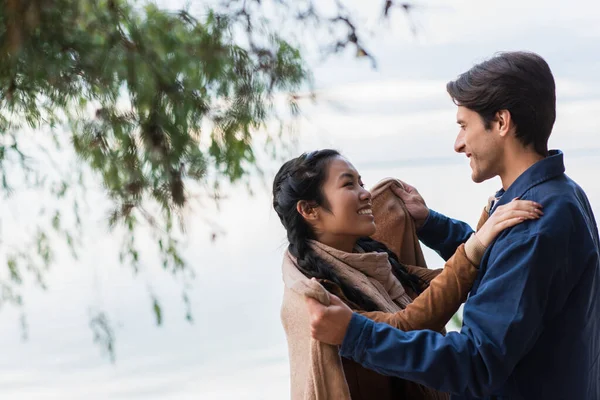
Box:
[528, 173, 588, 201]
[525, 176, 588, 223]
[494, 183, 576, 245]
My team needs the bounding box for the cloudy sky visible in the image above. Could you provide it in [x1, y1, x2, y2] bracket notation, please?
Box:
[1, 0, 599, 399]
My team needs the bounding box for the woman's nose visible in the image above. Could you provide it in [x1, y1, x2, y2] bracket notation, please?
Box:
[360, 188, 372, 202]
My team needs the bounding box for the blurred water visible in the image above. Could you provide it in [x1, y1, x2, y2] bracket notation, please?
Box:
[0, 147, 597, 399]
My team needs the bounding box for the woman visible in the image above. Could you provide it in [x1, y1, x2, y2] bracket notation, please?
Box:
[273, 150, 542, 400]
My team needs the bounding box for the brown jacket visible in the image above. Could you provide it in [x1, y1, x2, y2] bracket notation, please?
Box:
[280, 178, 486, 400]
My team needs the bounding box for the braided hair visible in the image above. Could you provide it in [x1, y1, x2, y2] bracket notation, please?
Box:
[272, 150, 424, 312]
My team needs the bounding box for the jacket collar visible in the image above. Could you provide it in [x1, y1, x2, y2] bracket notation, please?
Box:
[491, 149, 565, 214]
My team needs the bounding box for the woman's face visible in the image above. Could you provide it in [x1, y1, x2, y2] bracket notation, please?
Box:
[309, 156, 375, 250]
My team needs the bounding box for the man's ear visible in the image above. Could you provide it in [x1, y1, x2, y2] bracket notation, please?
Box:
[297, 200, 319, 221]
[495, 109, 514, 137]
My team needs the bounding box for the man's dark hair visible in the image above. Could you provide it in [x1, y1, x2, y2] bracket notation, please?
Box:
[447, 51, 556, 156]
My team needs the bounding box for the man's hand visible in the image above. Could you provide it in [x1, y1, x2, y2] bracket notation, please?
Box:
[306, 292, 353, 345]
[390, 180, 429, 229]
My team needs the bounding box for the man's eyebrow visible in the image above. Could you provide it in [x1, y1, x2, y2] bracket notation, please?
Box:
[457, 119, 466, 125]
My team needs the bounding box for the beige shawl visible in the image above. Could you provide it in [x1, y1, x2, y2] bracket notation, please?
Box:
[280, 178, 427, 400]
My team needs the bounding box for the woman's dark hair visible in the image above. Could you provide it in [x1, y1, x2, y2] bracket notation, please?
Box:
[446, 51, 556, 156]
[272, 149, 423, 312]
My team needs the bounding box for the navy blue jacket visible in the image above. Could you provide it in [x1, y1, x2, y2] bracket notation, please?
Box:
[340, 150, 600, 399]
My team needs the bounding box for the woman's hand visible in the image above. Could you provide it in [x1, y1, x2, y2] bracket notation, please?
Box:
[476, 198, 543, 247]
[390, 181, 429, 229]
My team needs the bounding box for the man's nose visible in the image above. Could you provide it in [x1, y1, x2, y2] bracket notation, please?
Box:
[454, 131, 466, 153]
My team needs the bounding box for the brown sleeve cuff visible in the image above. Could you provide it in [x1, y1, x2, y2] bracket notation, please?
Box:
[464, 233, 487, 266]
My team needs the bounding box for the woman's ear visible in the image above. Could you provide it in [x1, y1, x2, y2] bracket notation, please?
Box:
[297, 200, 319, 221]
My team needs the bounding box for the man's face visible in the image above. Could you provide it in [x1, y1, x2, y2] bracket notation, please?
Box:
[454, 106, 504, 183]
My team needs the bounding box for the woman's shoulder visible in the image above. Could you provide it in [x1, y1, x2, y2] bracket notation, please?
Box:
[281, 252, 333, 307]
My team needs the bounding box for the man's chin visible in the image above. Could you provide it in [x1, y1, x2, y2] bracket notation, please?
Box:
[471, 170, 494, 184]
[471, 171, 486, 184]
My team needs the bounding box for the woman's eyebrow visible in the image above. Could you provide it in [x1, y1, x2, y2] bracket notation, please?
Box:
[338, 172, 356, 181]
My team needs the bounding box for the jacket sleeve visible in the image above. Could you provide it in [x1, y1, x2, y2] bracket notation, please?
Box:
[340, 232, 568, 398]
[476, 205, 490, 232]
[418, 209, 475, 261]
[403, 263, 442, 285]
[358, 243, 478, 332]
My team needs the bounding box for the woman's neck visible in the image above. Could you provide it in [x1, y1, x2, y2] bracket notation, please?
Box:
[314, 232, 358, 253]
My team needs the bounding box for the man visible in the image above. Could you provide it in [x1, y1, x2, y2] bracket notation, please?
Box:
[306, 51, 600, 399]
